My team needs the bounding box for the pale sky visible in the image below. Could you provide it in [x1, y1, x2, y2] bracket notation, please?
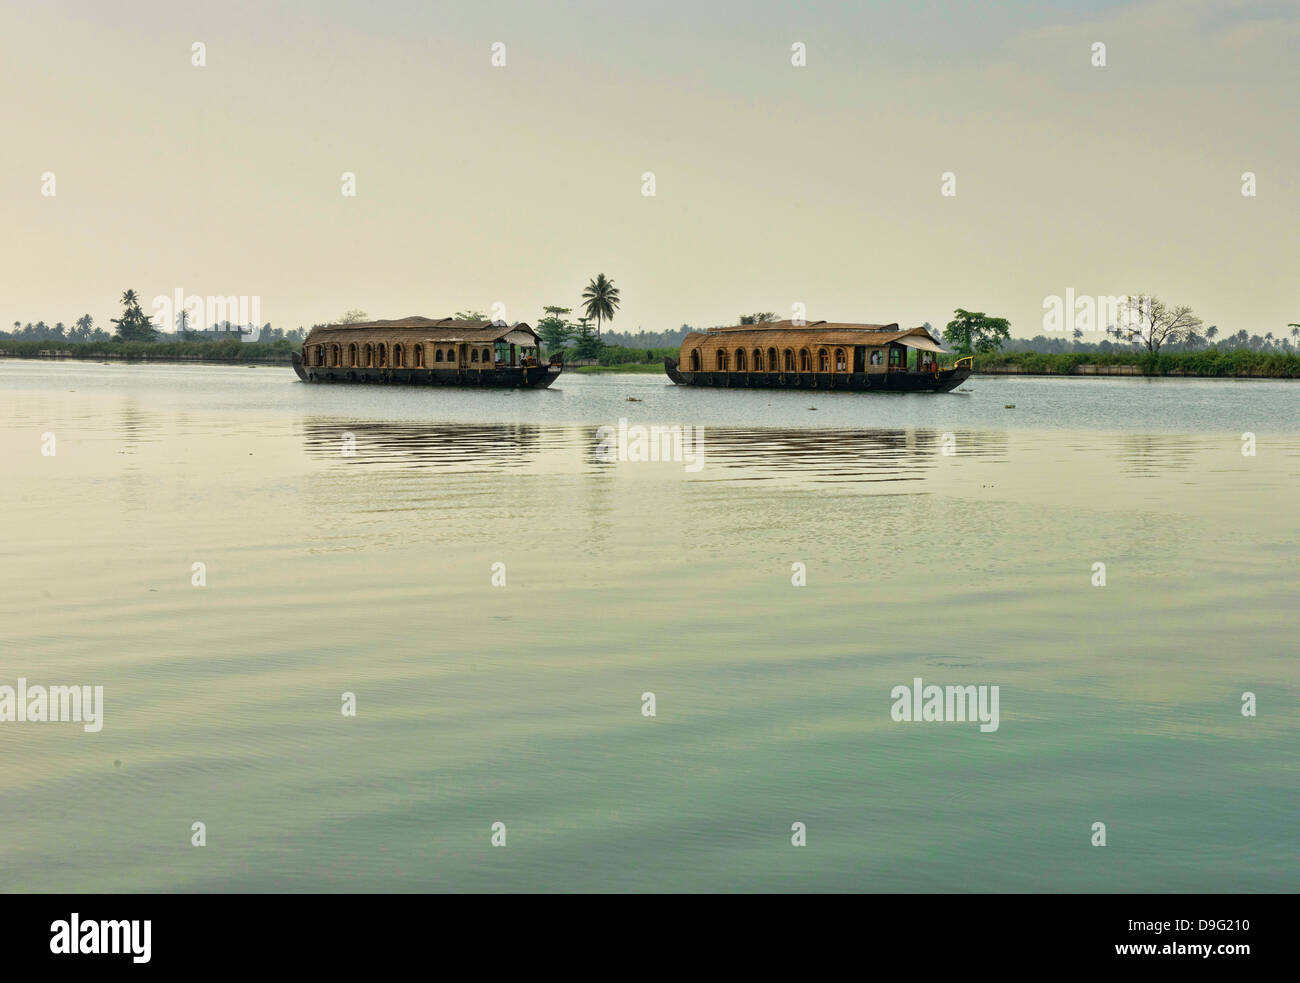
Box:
[2, 0, 1296, 337]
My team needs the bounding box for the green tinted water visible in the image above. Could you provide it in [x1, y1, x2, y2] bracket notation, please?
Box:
[1, 362, 1295, 891]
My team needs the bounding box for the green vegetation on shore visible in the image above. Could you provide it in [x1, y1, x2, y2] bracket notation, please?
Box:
[966, 349, 1300, 378]
[572, 361, 664, 373]
[0, 338, 296, 362]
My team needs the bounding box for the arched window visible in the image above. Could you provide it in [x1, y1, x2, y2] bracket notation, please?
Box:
[799, 348, 811, 372]
[715, 349, 728, 371]
[330, 344, 341, 367]
[752, 348, 763, 371]
[393, 344, 405, 368]
[471, 348, 479, 362]
[361, 344, 371, 367]
[690, 350, 701, 371]
[348, 343, 358, 367]
[768, 347, 777, 370]
[835, 348, 846, 372]
[784, 349, 794, 371]
[414, 344, 424, 368]
[818, 348, 829, 372]
[377, 344, 388, 368]
[312, 345, 324, 366]
[735, 349, 747, 371]
[435, 349, 444, 362]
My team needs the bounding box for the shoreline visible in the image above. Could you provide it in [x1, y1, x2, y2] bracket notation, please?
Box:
[0, 349, 291, 365]
[2, 349, 1297, 380]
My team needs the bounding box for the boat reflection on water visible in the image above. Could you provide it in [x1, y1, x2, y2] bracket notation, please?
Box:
[301, 421, 554, 471]
[302, 420, 1009, 486]
[609, 426, 1010, 484]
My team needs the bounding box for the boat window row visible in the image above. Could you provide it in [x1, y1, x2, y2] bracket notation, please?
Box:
[686, 346, 891, 373]
[311, 343, 497, 369]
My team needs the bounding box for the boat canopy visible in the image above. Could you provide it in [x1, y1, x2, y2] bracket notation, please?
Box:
[898, 335, 947, 353]
[499, 329, 539, 346]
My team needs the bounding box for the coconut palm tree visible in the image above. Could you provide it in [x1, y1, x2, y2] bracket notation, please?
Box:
[581, 274, 620, 337]
[112, 288, 156, 341]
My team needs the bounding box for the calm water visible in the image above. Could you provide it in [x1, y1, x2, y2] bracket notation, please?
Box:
[1, 360, 1297, 892]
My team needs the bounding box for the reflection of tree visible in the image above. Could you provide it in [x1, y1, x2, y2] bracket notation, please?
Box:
[1116, 434, 1197, 477]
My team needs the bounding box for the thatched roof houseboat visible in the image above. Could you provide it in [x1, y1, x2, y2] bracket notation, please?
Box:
[293, 316, 561, 388]
[664, 320, 971, 392]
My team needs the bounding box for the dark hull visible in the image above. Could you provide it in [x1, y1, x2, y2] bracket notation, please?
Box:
[297, 359, 561, 389]
[664, 357, 969, 393]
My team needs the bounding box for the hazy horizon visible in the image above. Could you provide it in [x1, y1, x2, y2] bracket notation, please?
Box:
[3, 0, 1296, 338]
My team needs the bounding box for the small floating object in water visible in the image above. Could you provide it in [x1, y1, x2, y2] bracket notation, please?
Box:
[626, 396, 642, 402]
[1004, 404, 1015, 409]
[808, 407, 817, 411]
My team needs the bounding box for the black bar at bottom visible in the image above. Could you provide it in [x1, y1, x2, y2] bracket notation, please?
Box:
[0, 893, 1277, 971]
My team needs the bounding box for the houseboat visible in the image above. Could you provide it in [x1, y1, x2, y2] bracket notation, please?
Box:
[292, 316, 562, 388]
[664, 321, 971, 392]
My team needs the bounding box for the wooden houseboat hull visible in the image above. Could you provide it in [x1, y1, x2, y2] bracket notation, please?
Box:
[664, 357, 968, 393]
[295, 352, 560, 389]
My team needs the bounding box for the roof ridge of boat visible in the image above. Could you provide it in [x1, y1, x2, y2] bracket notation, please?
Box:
[703, 320, 906, 333]
[311, 316, 532, 331]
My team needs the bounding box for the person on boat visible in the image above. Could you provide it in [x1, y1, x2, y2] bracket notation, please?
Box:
[921, 351, 934, 370]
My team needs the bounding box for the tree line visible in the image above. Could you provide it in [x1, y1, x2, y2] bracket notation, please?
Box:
[3, 290, 307, 345]
[10, 284, 1294, 362]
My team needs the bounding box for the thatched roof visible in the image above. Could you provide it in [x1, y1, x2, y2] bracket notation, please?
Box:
[305, 317, 538, 345]
[683, 320, 940, 352]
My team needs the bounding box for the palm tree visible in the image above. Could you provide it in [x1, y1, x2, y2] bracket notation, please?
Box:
[1206, 325, 1218, 344]
[581, 274, 620, 337]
